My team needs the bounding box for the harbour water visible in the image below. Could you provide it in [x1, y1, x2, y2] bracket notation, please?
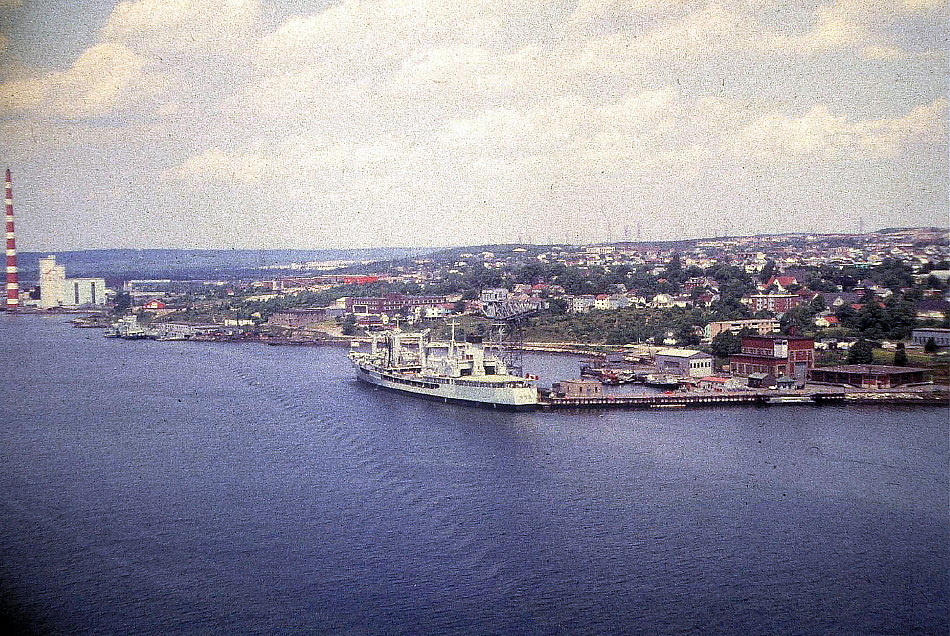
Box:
[0, 315, 947, 635]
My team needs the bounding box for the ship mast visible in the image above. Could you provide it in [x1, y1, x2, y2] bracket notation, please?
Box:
[448, 320, 458, 358]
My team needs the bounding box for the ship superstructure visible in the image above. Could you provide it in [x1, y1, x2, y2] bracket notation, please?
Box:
[105, 315, 149, 339]
[348, 327, 538, 410]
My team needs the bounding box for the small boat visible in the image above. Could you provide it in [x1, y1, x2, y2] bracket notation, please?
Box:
[107, 315, 149, 339]
[644, 374, 681, 389]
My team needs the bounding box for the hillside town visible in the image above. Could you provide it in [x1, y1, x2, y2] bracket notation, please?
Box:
[23, 227, 950, 391]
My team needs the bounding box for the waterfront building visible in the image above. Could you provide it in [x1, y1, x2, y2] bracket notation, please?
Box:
[268, 308, 332, 329]
[747, 372, 776, 389]
[38, 255, 65, 309]
[553, 379, 603, 398]
[654, 349, 714, 378]
[808, 365, 932, 388]
[911, 327, 950, 348]
[38, 255, 107, 308]
[149, 322, 221, 340]
[139, 299, 188, 317]
[730, 334, 814, 379]
[696, 376, 745, 391]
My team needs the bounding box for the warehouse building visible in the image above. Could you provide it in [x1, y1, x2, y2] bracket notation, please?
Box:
[654, 349, 714, 378]
[808, 365, 931, 388]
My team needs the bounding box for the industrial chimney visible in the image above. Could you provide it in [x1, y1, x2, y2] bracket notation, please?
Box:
[5, 169, 18, 311]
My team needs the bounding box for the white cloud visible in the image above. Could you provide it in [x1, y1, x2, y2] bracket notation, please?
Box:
[257, 0, 534, 72]
[570, 0, 947, 71]
[781, 3, 869, 53]
[0, 43, 159, 118]
[100, 0, 261, 56]
[737, 99, 948, 159]
[860, 44, 907, 60]
[2, 0, 947, 248]
[0, 0, 263, 119]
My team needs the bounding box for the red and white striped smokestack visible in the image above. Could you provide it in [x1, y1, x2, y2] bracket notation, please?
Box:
[5, 168, 19, 310]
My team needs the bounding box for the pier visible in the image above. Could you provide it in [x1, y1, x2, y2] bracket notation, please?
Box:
[537, 388, 949, 409]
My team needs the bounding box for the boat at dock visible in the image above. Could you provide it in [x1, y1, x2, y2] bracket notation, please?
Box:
[643, 373, 681, 389]
[104, 315, 149, 339]
[579, 362, 637, 385]
[348, 327, 538, 410]
[71, 315, 111, 328]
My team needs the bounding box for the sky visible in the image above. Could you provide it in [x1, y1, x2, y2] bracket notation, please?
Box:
[0, 0, 947, 251]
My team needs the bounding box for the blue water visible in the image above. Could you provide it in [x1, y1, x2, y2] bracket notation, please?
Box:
[0, 315, 947, 635]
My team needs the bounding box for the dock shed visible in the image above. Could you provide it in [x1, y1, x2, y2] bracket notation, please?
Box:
[775, 375, 798, 389]
[654, 349, 714, 378]
[553, 379, 604, 398]
[747, 372, 776, 389]
[808, 365, 932, 388]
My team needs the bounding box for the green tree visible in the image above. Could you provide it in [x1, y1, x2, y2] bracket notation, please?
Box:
[711, 330, 742, 358]
[112, 291, 132, 315]
[835, 304, 859, 330]
[676, 323, 701, 346]
[870, 258, 914, 292]
[781, 304, 816, 336]
[882, 297, 916, 340]
[856, 301, 887, 339]
[847, 339, 874, 364]
[893, 343, 908, 366]
[924, 337, 938, 353]
[548, 297, 569, 315]
[341, 315, 358, 336]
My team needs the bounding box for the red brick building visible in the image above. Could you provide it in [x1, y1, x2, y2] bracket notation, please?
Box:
[745, 293, 801, 314]
[730, 334, 815, 380]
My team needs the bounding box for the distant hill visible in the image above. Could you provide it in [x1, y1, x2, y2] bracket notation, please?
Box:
[15, 248, 432, 282]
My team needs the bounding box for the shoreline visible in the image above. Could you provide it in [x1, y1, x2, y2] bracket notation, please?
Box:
[20, 313, 950, 408]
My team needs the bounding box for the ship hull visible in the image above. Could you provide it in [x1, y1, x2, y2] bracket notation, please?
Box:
[353, 363, 538, 411]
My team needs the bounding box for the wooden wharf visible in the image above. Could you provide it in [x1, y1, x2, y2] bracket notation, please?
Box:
[540, 390, 848, 410]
